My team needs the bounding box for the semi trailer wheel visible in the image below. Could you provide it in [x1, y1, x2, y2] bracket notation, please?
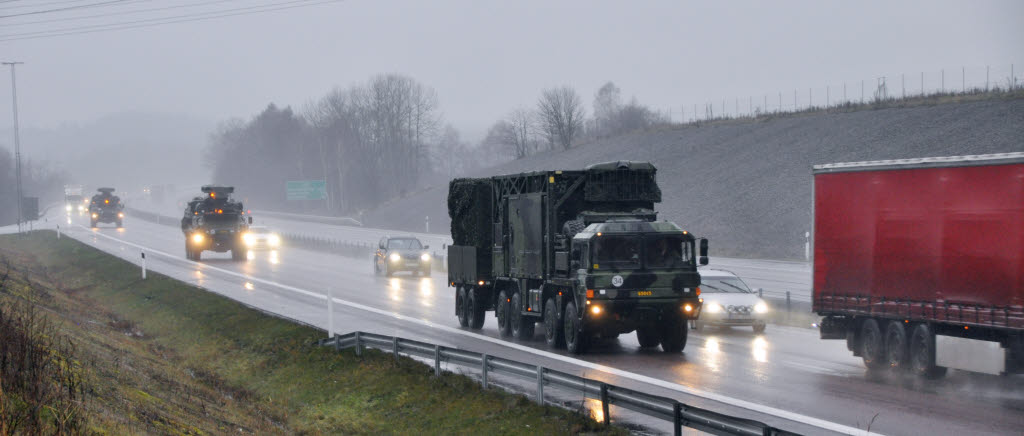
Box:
[909, 323, 948, 379]
[860, 318, 887, 370]
[544, 298, 564, 348]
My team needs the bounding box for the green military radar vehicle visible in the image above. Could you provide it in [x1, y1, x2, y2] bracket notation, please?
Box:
[447, 161, 708, 354]
[88, 187, 124, 228]
[180, 186, 252, 261]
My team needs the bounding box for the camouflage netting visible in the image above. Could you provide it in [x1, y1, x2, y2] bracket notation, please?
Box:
[448, 178, 493, 247]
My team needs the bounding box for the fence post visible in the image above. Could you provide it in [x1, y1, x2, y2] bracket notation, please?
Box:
[536, 366, 545, 405]
[600, 384, 610, 426]
[434, 344, 441, 377]
[327, 288, 334, 338]
[673, 402, 683, 436]
[786, 291, 792, 312]
[392, 336, 399, 361]
[354, 331, 362, 357]
[481, 354, 489, 389]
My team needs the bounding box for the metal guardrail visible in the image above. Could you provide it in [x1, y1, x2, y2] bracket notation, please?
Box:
[319, 331, 798, 436]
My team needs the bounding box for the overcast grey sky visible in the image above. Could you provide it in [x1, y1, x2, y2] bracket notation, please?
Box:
[1, 0, 1021, 142]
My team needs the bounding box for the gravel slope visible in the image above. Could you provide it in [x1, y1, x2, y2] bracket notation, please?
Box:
[363, 98, 1024, 259]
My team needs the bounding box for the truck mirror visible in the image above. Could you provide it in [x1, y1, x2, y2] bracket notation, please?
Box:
[571, 248, 580, 260]
[248, 216, 253, 224]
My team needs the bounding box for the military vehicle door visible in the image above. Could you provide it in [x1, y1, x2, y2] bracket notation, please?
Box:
[508, 193, 545, 278]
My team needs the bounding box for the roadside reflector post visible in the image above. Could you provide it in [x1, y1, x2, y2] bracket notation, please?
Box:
[786, 291, 792, 312]
[600, 384, 610, 426]
[354, 331, 362, 357]
[536, 366, 545, 405]
[141, 251, 147, 280]
[56, 224, 60, 239]
[392, 336, 399, 361]
[425, 215, 430, 233]
[481, 354, 489, 389]
[434, 344, 441, 377]
[326, 288, 335, 339]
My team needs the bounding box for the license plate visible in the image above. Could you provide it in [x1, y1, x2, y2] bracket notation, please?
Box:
[636, 291, 653, 297]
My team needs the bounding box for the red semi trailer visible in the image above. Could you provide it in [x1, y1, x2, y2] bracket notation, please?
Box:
[813, 152, 1024, 378]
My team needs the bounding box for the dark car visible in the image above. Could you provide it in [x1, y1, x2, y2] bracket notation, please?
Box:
[374, 236, 431, 277]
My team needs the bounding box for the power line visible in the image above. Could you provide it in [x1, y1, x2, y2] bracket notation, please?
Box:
[0, 0, 342, 42]
[1, 0, 323, 37]
[4, 0, 243, 27]
[0, 0, 145, 19]
[0, 1, 100, 9]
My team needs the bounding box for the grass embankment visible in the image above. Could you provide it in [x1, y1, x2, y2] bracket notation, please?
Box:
[0, 232, 616, 435]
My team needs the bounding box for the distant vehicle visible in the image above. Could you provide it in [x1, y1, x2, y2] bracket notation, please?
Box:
[813, 152, 1024, 378]
[88, 187, 124, 228]
[446, 161, 707, 354]
[374, 236, 431, 277]
[64, 184, 85, 214]
[180, 186, 251, 261]
[693, 269, 768, 333]
[242, 226, 281, 251]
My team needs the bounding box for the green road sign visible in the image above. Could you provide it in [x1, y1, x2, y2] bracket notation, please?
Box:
[286, 180, 327, 200]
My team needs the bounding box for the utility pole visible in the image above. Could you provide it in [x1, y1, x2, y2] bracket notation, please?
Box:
[3, 61, 24, 233]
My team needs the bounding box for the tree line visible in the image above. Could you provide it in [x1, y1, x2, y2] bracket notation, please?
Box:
[0, 147, 66, 226]
[206, 75, 667, 216]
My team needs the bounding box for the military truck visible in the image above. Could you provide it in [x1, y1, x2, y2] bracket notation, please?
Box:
[447, 161, 708, 354]
[180, 186, 252, 261]
[88, 188, 124, 228]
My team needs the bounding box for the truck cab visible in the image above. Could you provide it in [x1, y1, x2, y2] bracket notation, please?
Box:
[88, 187, 124, 228]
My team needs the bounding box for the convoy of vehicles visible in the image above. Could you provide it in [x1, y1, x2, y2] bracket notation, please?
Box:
[180, 186, 252, 261]
[88, 187, 124, 228]
[694, 268, 769, 333]
[446, 161, 707, 354]
[813, 152, 1024, 377]
[374, 236, 432, 276]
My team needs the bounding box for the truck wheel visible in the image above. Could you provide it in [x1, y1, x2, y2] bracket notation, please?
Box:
[192, 249, 202, 261]
[909, 323, 948, 379]
[885, 321, 908, 369]
[563, 301, 588, 354]
[636, 325, 661, 348]
[660, 315, 689, 352]
[860, 318, 887, 370]
[185, 243, 192, 260]
[90, 219, 98, 228]
[232, 248, 245, 261]
[384, 264, 393, 277]
[510, 292, 535, 339]
[753, 323, 766, 334]
[456, 287, 469, 327]
[116, 219, 123, 228]
[373, 260, 380, 276]
[467, 289, 486, 330]
[544, 298, 564, 348]
[496, 290, 512, 337]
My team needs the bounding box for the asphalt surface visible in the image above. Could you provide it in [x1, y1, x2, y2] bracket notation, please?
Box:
[30, 210, 1022, 436]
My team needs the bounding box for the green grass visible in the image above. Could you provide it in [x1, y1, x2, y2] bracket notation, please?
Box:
[0, 231, 620, 435]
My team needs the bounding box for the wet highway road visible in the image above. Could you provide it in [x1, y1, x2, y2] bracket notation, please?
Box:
[52, 212, 1024, 436]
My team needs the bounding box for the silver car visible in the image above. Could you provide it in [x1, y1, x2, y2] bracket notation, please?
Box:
[694, 268, 769, 333]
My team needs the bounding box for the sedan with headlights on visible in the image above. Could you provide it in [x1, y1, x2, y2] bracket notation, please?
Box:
[374, 236, 431, 277]
[242, 226, 281, 251]
[694, 268, 769, 333]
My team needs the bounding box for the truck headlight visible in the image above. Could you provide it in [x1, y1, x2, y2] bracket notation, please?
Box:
[66, 205, 72, 211]
[268, 234, 281, 246]
[91, 213, 98, 219]
[754, 302, 768, 313]
[420, 253, 431, 261]
[590, 305, 602, 316]
[191, 233, 204, 244]
[706, 302, 722, 313]
[118, 212, 124, 218]
[389, 253, 400, 262]
[242, 233, 255, 246]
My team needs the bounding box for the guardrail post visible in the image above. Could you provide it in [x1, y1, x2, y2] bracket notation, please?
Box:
[433, 344, 441, 377]
[354, 331, 362, 357]
[481, 354, 489, 389]
[141, 251, 147, 280]
[392, 336, 399, 362]
[786, 291, 791, 312]
[536, 366, 545, 405]
[600, 384, 610, 426]
[673, 402, 683, 436]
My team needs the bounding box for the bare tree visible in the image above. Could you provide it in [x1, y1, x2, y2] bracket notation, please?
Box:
[593, 81, 621, 136]
[536, 86, 586, 150]
[485, 108, 537, 159]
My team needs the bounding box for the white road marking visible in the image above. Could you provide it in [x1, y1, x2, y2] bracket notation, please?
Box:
[75, 225, 881, 436]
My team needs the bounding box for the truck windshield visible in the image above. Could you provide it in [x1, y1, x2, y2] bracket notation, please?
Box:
[593, 236, 641, 269]
[646, 236, 692, 268]
[201, 214, 240, 227]
[388, 239, 422, 250]
[700, 278, 752, 293]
